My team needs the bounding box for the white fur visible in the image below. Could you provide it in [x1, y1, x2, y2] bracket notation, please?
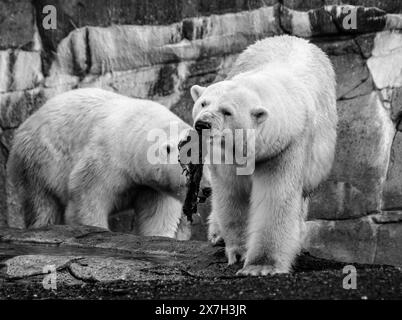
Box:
[191, 35, 338, 275]
[7, 88, 194, 238]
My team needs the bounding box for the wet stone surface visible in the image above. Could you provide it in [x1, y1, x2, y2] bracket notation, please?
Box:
[0, 225, 401, 299]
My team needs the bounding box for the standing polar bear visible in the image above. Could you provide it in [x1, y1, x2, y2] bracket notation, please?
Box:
[191, 35, 337, 275]
[7, 88, 198, 239]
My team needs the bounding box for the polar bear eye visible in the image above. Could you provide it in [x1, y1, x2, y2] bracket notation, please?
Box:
[221, 109, 232, 117]
[255, 111, 265, 118]
[251, 107, 268, 124]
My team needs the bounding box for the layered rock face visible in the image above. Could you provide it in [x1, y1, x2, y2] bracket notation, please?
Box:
[0, 1, 402, 266]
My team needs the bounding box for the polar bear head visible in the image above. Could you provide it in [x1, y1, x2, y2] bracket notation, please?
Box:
[191, 80, 268, 134]
[190, 80, 269, 173]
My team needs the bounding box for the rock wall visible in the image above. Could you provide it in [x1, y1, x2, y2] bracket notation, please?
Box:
[0, 1, 402, 265]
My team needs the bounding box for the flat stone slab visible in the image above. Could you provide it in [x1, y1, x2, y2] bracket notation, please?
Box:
[0, 225, 402, 299]
[0, 225, 231, 283]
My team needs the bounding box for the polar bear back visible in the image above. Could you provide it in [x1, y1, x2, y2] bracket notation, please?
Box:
[10, 88, 189, 201]
[17, 88, 186, 153]
[228, 35, 330, 76]
[227, 35, 336, 115]
[22, 88, 184, 138]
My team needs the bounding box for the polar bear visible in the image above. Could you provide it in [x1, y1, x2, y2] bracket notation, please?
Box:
[190, 35, 337, 275]
[7, 88, 201, 239]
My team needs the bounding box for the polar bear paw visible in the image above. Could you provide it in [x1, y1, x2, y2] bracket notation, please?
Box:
[208, 221, 225, 247]
[209, 233, 225, 247]
[236, 265, 287, 276]
[226, 246, 246, 265]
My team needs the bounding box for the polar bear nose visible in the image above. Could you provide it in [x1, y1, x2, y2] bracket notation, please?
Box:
[194, 119, 211, 131]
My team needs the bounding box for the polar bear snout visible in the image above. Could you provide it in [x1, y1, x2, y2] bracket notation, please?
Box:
[193, 110, 223, 133]
[194, 119, 212, 131]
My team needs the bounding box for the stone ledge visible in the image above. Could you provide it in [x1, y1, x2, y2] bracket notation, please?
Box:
[0, 226, 227, 286]
[45, 6, 280, 79]
[304, 214, 402, 267]
[281, 5, 402, 38]
[33, 0, 280, 53]
[31, 3, 402, 75]
[1, 225, 402, 300]
[284, 1, 402, 13]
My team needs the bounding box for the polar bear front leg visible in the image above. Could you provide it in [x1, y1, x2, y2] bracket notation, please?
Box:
[207, 210, 224, 246]
[238, 165, 304, 276]
[133, 188, 182, 238]
[211, 180, 250, 265]
[65, 183, 113, 229]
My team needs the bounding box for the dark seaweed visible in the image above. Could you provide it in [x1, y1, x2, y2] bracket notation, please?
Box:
[178, 129, 209, 222]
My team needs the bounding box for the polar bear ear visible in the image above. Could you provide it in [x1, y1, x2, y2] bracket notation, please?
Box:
[251, 107, 268, 125]
[190, 85, 206, 102]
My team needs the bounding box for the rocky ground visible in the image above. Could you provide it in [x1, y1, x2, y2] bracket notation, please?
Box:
[0, 225, 401, 300]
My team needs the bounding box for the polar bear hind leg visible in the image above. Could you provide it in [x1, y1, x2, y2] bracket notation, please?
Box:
[7, 147, 63, 228]
[29, 189, 62, 227]
[21, 185, 62, 228]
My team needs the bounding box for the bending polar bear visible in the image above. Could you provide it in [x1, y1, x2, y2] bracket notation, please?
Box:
[7, 88, 196, 239]
[191, 35, 337, 275]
